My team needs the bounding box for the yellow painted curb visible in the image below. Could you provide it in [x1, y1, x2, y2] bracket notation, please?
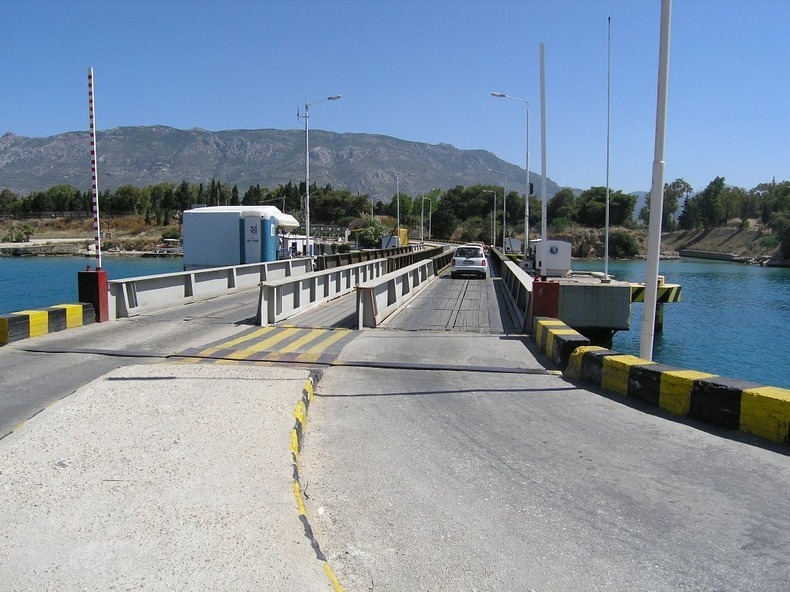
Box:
[740, 386, 790, 445]
[659, 370, 717, 417]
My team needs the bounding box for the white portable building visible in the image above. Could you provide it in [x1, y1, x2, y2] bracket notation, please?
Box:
[182, 205, 299, 269]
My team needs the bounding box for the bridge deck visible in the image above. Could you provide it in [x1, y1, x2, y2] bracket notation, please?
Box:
[286, 268, 523, 334]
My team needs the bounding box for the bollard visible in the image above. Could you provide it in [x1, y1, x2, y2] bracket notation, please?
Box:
[78, 269, 109, 322]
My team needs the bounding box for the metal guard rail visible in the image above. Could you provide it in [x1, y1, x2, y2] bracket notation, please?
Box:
[316, 245, 418, 270]
[109, 258, 314, 319]
[257, 258, 389, 326]
[386, 246, 445, 272]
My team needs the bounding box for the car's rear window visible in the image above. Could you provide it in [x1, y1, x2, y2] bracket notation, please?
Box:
[455, 247, 482, 258]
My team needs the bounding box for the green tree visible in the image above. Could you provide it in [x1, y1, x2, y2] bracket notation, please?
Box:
[769, 211, 790, 259]
[175, 180, 192, 212]
[0, 188, 19, 213]
[356, 216, 389, 248]
[575, 187, 635, 227]
[698, 176, 727, 228]
[663, 178, 692, 230]
[547, 188, 576, 222]
[46, 184, 81, 212]
[311, 188, 368, 224]
[243, 184, 263, 206]
[678, 194, 702, 229]
[719, 186, 748, 222]
[114, 185, 143, 214]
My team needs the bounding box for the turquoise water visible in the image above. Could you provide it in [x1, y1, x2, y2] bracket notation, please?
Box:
[0, 256, 184, 316]
[572, 259, 790, 389]
[2, 255, 788, 388]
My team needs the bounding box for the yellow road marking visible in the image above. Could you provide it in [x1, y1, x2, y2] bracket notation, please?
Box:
[294, 329, 352, 362]
[279, 328, 326, 353]
[223, 327, 300, 360]
[195, 326, 277, 357]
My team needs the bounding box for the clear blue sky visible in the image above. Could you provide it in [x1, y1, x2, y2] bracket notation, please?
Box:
[1, 0, 787, 195]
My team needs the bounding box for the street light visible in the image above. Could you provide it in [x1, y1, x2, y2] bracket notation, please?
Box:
[488, 168, 507, 252]
[369, 194, 380, 217]
[299, 94, 341, 256]
[492, 92, 530, 251]
[482, 189, 497, 246]
[394, 172, 414, 246]
[420, 195, 433, 245]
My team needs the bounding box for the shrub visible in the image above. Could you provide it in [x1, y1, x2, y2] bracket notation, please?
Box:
[161, 227, 181, 240]
[609, 230, 640, 258]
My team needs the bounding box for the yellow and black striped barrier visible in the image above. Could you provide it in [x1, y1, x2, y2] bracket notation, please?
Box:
[563, 344, 790, 446]
[629, 283, 682, 303]
[531, 316, 790, 446]
[0, 303, 95, 345]
[531, 317, 590, 372]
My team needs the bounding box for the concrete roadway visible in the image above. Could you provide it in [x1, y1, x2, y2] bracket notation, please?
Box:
[1, 268, 789, 590]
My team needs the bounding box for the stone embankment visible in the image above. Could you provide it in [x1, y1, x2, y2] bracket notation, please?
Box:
[0, 243, 82, 256]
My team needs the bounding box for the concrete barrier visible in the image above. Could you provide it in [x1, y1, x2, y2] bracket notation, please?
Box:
[531, 317, 590, 371]
[356, 259, 437, 328]
[257, 259, 388, 326]
[0, 303, 96, 345]
[109, 259, 313, 319]
[561, 343, 790, 446]
[488, 247, 533, 333]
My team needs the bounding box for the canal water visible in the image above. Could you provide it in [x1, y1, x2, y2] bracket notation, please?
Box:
[0, 256, 184, 316]
[1, 255, 788, 388]
[572, 258, 789, 389]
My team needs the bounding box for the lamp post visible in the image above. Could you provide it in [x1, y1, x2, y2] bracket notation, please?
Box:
[488, 168, 507, 251]
[369, 194, 380, 217]
[420, 195, 433, 245]
[492, 92, 530, 251]
[299, 95, 341, 256]
[394, 172, 413, 246]
[482, 189, 497, 246]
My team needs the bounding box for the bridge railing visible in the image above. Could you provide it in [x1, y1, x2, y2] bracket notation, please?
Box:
[108, 258, 313, 319]
[488, 247, 533, 333]
[316, 245, 418, 270]
[356, 259, 437, 329]
[256, 258, 389, 326]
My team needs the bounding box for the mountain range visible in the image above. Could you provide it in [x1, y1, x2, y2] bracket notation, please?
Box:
[0, 126, 562, 201]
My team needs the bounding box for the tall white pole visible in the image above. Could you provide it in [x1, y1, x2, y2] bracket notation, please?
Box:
[420, 195, 424, 245]
[87, 68, 102, 270]
[301, 95, 341, 257]
[396, 175, 401, 246]
[502, 178, 507, 252]
[525, 104, 530, 251]
[491, 92, 530, 252]
[304, 102, 311, 256]
[428, 200, 432, 240]
[539, 43, 548, 278]
[604, 16, 612, 280]
[640, 0, 672, 360]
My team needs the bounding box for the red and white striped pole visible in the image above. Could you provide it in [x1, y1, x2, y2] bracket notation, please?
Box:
[88, 67, 102, 269]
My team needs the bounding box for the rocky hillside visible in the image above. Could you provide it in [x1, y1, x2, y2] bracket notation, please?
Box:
[661, 222, 781, 260]
[0, 126, 558, 200]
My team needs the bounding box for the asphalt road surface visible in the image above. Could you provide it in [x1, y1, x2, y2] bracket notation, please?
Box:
[301, 331, 790, 592]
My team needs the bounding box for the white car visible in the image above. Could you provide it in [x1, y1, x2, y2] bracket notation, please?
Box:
[450, 244, 487, 279]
